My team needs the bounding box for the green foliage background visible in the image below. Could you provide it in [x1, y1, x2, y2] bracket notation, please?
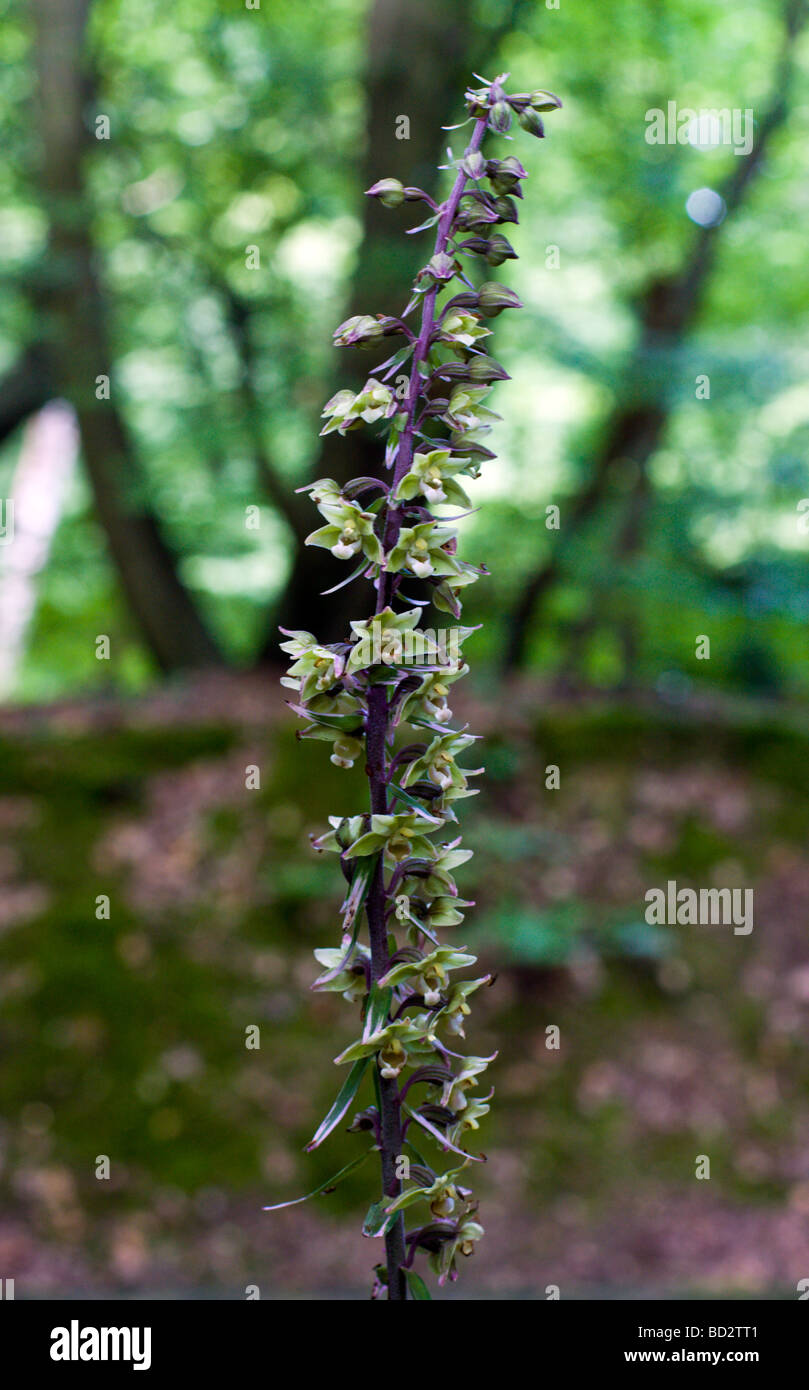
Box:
[1, 0, 807, 697]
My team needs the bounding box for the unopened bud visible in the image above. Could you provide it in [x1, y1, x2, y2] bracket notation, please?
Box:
[333, 315, 384, 347]
[366, 177, 405, 207]
[518, 108, 545, 138]
[461, 151, 487, 180]
[530, 89, 562, 112]
[468, 356, 510, 382]
[488, 100, 512, 134]
[486, 156, 528, 194]
[492, 196, 518, 224]
[477, 281, 523, 317]
[484, 233, 517, 266]
[425, 252, 456, 283]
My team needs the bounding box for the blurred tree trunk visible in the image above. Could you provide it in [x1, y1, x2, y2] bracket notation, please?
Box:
[503, 0, 808, 674]
[29, 0, 223, 673]
[271, 0, 518, 648]
[0, 346, 53, 444]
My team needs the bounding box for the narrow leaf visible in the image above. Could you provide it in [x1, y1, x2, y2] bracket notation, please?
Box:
[406, 911, 440, 946]
[363, 983, 393, 1042]
[314, 859, 375, 987]
[404, 1103, 483, 1161]
[363, 1197, 398, 1238]
[405, 211, 441, 235]
[379, 343, 415, 378]
[340, 855, 376, 933]
[305, 1058, 370, 1152]
[288, 706, 363, 732]
[263, 1149, 373, 1210]
[388, 782, 444, 822]
[321, 557, 370, 596]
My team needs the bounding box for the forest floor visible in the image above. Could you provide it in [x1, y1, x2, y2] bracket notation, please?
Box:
[1, 671, 808, 1298]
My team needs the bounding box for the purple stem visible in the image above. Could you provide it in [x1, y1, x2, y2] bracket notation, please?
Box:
[363, 101, 491, 1301]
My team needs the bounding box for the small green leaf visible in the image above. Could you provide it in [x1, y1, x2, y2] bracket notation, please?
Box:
[405, 1270, 432, 1299]
[306, 1057, 370, 1151]
[363, 983, 393, 1042]
[381, 343, 415, 375]
[341, 856, 376, 932]
[406, 211, 441, 235]
[289, 706, 363, 731]
[363, 1197, 397, 1238]
[315, 859, 376, 987]
[389, 781, 444, 822]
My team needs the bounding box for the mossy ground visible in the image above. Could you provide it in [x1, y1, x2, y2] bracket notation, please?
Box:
[1, 677, 807, 1295]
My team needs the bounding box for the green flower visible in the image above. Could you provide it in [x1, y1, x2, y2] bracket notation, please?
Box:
[279, 630, 345, 700]
[406, 894, 472, 941]
[320, 378, 397, 436]
[343, 813, 442, 864]
[305, 498, 382, 564]
[386, 521, 461, 579]
[444, 384, 501, 434]
[393, 449, 473, 508]
[402, 731, 481, 801]
[438, 1055, 495, 1115]
[437, 312, 492, 350]
[477, 281, 523, 316]
[312, 943, 370, 1002]
[485, 155, 527, 194]
[365, 177, 405, 207]
[295, 699, 364, 762]
[334, 1018, 427, 1072]
[384, 1164, 472, 1218]
[399, 664, 468, 725]
[480, 232, 517, 267]
[311, 815, 368, 855]
[400, 840, 473, 897]
[420, 251, 457, 285]
[429, 1216, 484, 1285]
[302, 477, 346, 507]
[432, 566, 481, 619]
[379, 944, 477, 1005]
[329, 734, 365, 769]
[449, 1095, 491, 1146]
[439, 976, 492, 1038]
[346, 607, 442, 673]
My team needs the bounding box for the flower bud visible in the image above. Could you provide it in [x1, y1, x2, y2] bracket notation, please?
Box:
[461, 151, 487, 180]
[467, 356, 510, 383]
[484, 233, 517, 266]
[464, 86, 490, 117]
[477, 281, 523, 317]
[365, 177, 405, 207]
[333, 315, 384, 347]
[518, 108, 545, 138]
[491, 195, 518, 224]
[380, 1037, 407, 1079]
[424, 251, 457, 283]
[485, 156, 528, 195]
[330, 735, 364, 769]
[487, 100, 512, 133]
[530, 89, 562, 111]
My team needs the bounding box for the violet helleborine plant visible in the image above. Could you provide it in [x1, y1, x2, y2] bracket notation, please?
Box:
[268, 74, 561, 1300]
